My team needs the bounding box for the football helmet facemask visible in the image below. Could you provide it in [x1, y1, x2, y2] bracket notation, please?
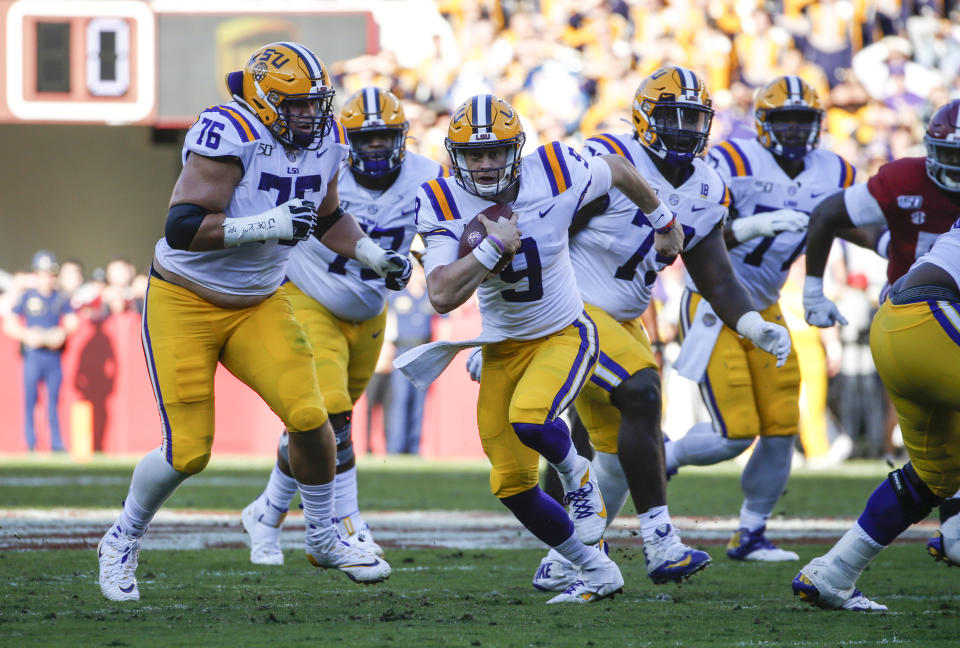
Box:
[924, 99, 960, 192]
[230, 42, 335, 151]
[633, 66, 714, 167]
[445, 94, 526, 198]
[754, 75, 823, 160]
[340, 87, 409, 178]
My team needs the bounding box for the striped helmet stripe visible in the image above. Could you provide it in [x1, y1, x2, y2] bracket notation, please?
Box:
[281, 41, 324, 84]
[677, 66, 694, 90]
[363, 87, 380, 117]
[473, 94, 492, 132]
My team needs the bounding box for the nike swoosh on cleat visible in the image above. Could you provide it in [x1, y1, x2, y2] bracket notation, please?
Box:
[597, 498, 606, 519]
[579, 592, 594, 601]
[119, 583, 136, 593]
[667, 555, 692, 569]
[344, 560, 382, 568]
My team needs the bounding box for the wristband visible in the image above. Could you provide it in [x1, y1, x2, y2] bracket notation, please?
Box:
[735, 311, 765, 339]
[472, 237, 504, 271]
[355, 236, 389, 271]
[222, 204, 293, 247]
[645, 202, 675, 233]
[485, 235, 505, 255]
[803, 276, 824, 298]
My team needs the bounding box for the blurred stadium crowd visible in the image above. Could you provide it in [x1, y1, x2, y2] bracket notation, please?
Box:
[4, 0, 958, 462]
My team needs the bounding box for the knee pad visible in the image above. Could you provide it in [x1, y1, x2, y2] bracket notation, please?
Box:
[889, 462, 944, 524]
[512, 419, 571, 465]
[178, 452, 211, 475]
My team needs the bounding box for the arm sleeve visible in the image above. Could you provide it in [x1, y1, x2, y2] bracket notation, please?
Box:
[844, 182, 887, 227]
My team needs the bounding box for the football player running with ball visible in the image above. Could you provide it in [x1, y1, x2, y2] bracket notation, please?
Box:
[665, 76, 857, 563]
[518, 66, 791, 594]
[97, 44, 404, 601]
[240, 87, 442, 565]
[414, 93, 683, 604]
[794, 220, 960, 611]
[802, 99, 960, 563]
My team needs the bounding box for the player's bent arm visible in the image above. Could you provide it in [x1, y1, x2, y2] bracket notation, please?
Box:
[424, 257, 491, 314]
[682, 224, 756, 328]
[602, 155, 682, 255]
[166, 154, 243, 251]
[805, 192, 856, 279]
[319, 174, 412, 289]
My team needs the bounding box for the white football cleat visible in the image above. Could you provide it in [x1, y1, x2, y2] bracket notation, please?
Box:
[642, 524, 711, 584]
[241, 500, 285, 565]
[305, 523, 391, 584]
[928, 512, 960, 566]
[532, 540, 609, 592]
[792, 557, 887, 611]
[546, 553, 623, 604]
[727, 526, 799, 561]
[337, 514, 384, 557]
[97, 522, 142, 602]
[561, 456, 607, 545]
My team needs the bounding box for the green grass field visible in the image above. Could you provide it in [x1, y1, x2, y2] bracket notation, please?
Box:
[2, 456, 958, 647]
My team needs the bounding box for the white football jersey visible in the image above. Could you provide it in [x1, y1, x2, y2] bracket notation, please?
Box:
[416, 141, 611, 340]
[155, 101, 349, 296]
[576, 133, 728, 321]
[696, 137, 856, 309]
[913, 218, 960, 289]
[286, 152, 445, 321]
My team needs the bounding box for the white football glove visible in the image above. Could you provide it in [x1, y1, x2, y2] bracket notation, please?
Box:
[736, 311, 792, 367]
[466, 347, 482, 382]
[803, 276, 848, 327]
[223, 198, 317, 247]
[731, 209, 809, 243]
[355, 238, 413, 290]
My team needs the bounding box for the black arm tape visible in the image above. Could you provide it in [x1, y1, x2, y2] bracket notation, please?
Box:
[888, 462, 943, 524]
[312, 206, 346, 241]
[165, 203, 210, 250]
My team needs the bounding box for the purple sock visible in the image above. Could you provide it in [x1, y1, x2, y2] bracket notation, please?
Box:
[501, 486, 574, 547]
[857, 477, 914, 545]
[512, 419, 572, 464]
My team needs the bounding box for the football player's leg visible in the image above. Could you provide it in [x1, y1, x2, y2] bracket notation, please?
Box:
[509, 315, 606, 544]
[665, 327, 758, 473]
[100, 277, 220, 600]
[221, 293, 388, 582]
[242, 432, 295, 565]
[795, 302, 960, 609]
[44, 356, 65, 450]
[730, 332, 801, 561]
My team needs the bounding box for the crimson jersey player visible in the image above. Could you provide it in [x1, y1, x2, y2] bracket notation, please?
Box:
[802, 98, 960, 568]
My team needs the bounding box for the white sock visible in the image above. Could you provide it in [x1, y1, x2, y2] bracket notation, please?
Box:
[118, 492, 152, 538]
[119, 447, 190, 537]
[824, 523, 884, 588]
[335, 466, 360, 520]
[667, 422, 752, 470]
[738, 504, 768, 532]
[552, 446, 582, 491]
[552, 532, 594, 568]
[299, 481, 335, 538]
[592, 451, 630, 527]
[260, 464, 297, 526]
[638, 506, 672, 544]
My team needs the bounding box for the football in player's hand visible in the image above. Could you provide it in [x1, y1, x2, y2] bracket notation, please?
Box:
[457, 203, 514, 273]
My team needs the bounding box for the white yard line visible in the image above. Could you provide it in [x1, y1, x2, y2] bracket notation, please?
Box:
[0, 508, 937, 552]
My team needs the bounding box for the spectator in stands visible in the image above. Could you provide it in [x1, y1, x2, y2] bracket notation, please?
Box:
[3, 251, 79, 452]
